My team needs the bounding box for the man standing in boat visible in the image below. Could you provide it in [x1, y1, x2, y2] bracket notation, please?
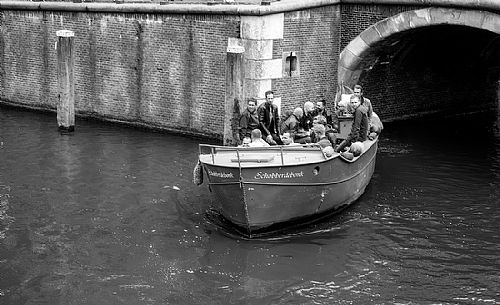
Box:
[350, 84, 373, 121]
[335, 94, 369, 153]
[350, 84, 383, 138]
[258, 90, 283, 145]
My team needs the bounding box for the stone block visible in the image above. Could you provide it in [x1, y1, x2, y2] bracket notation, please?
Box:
[344, 36, 369, 58]
[455, 10, 486, 29]
[429, 7, 460, 25]
[243, 39, 273, 60]
[373, 18, 399, 40]
[390, 12, 412, 32]
[374, 14, 411, 39]
[245, 58, 282, 80]
[337, 65, 362, 89]
[244, 79, 272, 100]
[482, 13, 500, 34]
[241, 14, 284, 40]
[337, 65, 354, 85]
[349, 70, 362, 87]
[408, 9, 432, 29]
[359, 26, 382, 47]
[338, 47, 363, 71]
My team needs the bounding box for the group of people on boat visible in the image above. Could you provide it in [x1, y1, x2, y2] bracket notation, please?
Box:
[237, 85, 383, 157]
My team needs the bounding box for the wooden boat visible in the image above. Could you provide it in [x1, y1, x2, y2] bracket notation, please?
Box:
[197, 129, 378, 237]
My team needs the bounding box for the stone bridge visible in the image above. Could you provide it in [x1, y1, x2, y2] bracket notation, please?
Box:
[337, 4, 499, 125]
[339, 6, 499, 87]
[0, 0, 498, 142]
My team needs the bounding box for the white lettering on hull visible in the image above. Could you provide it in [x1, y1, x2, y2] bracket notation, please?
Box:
[254, 171, 304, 179]
[207, 169, 234, 178]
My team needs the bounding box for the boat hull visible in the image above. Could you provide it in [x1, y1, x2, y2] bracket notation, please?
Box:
[201, 141, 377, 235]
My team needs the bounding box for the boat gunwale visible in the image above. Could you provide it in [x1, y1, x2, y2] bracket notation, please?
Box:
[198, 139, 378, 168]
[203, 143, 377, 187]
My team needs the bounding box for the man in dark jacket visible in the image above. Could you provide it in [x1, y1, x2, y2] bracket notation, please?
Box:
[238, 98, 259, 144]
[335, 95, 368, 153]
[280, 107, 304, 140]
[348, 84, 373, 121]
[258, 90, 283, 145]
[316, 99, 339, 133]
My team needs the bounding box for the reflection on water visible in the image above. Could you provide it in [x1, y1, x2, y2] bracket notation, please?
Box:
[0, 107, 499, 304]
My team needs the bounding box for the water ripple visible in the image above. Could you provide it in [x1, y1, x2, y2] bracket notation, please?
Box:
[1, 108, 500, 304]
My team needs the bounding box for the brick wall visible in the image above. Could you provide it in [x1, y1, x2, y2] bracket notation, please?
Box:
[0, 4, 497, 140]
[273, 5, 341, 117]
[1, 11, 56, 109]
[0, 10, 239, 139]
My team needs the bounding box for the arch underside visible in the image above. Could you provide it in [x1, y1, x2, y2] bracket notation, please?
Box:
[338, 7, 500, 88]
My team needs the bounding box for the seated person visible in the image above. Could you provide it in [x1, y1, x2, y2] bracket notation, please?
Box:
[294, 126, 311, 144]
[313, 114, 327, 126]
[280, 107, 304, 140]
[238, 98, 259, 144]
[315, 99, 339, 132]
[294, 102, 315, 144]
[248, 129, 270, 147]
[281, 132, 300, 146]
[280, 109, 293, 129]
[315, 100, 329, 121]
[287, 107, 311, 144]
[302, 101, 315, 131]
[311, 124, 332, 149]
[311, 115, 337, 147]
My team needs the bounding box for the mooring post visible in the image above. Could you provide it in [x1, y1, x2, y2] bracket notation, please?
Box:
[224, 38, 245, 146]
[56, 30, 75, 132]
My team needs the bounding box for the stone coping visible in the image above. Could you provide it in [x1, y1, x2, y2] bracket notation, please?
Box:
[0, 0, 498, 16]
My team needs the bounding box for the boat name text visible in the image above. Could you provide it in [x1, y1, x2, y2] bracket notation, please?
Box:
[254, 171, 304, 179]
[207, 169, 234, 178]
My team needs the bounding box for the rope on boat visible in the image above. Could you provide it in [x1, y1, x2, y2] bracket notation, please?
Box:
[193, 159, 203, 186]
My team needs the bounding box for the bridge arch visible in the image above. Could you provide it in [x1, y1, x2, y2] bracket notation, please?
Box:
[338, 7, 500, 88]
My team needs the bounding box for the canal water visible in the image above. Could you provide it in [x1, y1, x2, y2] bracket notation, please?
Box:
[0, 106, 499, 305]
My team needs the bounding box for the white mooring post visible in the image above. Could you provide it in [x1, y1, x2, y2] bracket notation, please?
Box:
[56, 30, 75, 132]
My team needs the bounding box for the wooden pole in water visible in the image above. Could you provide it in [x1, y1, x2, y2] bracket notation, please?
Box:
[224, 38, 245, 146]
[56, 30, 75, 132]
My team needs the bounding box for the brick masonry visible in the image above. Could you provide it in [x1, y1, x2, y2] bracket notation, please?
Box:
[0, 10, 239, 140]
[0, 4, 498, 141]
[274, 6, 341, 117]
